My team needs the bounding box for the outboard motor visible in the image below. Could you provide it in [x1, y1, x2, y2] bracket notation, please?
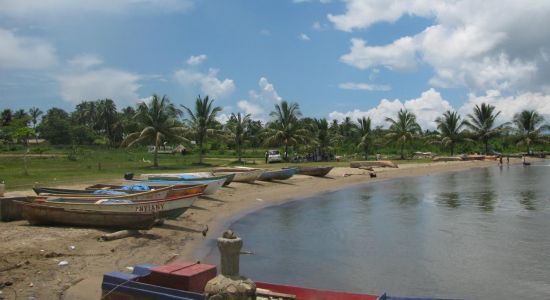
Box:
[124, 172, 134, 180]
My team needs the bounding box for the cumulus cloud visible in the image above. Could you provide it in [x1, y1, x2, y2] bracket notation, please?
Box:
[0, 28, 57, 69]
[174, 68, 235, 100]
[67, 53, 102, 69]
[338, 82, 391, 91]
[58, 68, 141, 106]
[0, 0, 195, 18]
[340, 37, 417, 71]
[186, 54, 207, 66]
[330, 88, 550, 130]
[236, 77, 283, 121]
[332, 0, 550, 92]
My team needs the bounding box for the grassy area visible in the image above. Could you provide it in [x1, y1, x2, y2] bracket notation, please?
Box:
[0, 146, 430, 191]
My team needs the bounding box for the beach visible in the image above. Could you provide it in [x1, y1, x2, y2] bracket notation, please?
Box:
[0, 160, 505, 299]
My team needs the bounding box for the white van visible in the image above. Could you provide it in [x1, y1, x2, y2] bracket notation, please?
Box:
[267, 149, 282, 163]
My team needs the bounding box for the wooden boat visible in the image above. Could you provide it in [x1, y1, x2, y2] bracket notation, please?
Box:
[212, 166, 261, 172]
[16, 201, 158, 229]
[258, 168, 297, 181]
[212, 170, 263, 183]
[142, 173, 235, 186]
[286, 166, 333, 177]
[33, 185, 206, 199]
[122, 178, 225, 195]
[32, 193, 199, 220]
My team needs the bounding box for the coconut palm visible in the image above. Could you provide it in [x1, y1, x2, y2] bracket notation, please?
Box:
[465, 103, 506, 154]
[227, 112, 251, 163]
[356, 116, 374, 160]
[435, 111, 468, 156]
[122, 94, 185, 167]
[28, 107, 43, 143]
[513, 110, 549, 153]
[264, 101, 310, 160]
[181, 95, 222, 164]
[385, 109, 422, 159]
[96, 99, 118, 146]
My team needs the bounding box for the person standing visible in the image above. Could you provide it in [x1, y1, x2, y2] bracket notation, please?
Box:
[265, 151, 268, 164]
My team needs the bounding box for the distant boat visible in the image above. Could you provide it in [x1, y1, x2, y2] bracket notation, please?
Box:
[212, 166, 261, 172]
[141, 173, 235, 186]
[286, 166, 333, 177]
[212, 169, 264, 183]
[258, 168, 297, 181]
[16, 201, 159, 230]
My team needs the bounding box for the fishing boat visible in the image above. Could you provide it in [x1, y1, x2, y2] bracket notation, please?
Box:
[101, 263, 460, 300]
[142, 173, 235, 187]
[32, 192, 199, 220]
[122, 178, 225, 195]
[16, 201, 158, 229]
[33, 184, 207, 199]
[286, 166, 333, 177]
[258, 168, 297, 181]
[211, 166, 261, 172]
[212, 169, 263, 183]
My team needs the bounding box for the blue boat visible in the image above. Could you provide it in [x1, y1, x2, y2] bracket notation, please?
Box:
[258, 168, 297, 181]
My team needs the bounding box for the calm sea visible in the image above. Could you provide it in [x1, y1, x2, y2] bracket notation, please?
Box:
[206, 161, 550, 299]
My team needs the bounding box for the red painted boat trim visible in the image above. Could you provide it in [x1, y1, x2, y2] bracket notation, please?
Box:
[256, 281, 378, 300]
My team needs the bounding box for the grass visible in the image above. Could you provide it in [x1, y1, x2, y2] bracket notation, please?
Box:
[0, 146, 432, 191]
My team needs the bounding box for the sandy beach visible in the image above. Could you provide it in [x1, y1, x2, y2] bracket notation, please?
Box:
[0, 160, 505, 299]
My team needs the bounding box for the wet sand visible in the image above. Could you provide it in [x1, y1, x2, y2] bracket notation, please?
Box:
[0, 160, 503, 299]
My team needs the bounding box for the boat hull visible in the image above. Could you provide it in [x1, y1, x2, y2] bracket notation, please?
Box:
[34, 185, 207, 200]
[125, 179, 225, 195]
[291, 166, 333, 177]
[17, 201, 158, 229]
[213, 170, 263, 183]
[144, 173, 235, 186]
[258, 168, 297, 181]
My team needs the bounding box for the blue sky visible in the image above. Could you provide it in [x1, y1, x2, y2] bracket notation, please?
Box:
[1, 0, 549, 129]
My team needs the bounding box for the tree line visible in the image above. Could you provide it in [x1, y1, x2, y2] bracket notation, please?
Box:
[1, 95, 548, 166]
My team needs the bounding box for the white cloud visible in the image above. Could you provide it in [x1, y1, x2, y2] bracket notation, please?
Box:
[0, 0, 195, 18]
[68, 53, 102, 69]
[340, 37, 417, 71]
[236, 77, 283, 121]
[0, 28, 57, 69]
[332, 0, 550, 92]
[58, 68, 141, 106]
[338, 82, 391, 91]
[186, 54, 207, 66]
[174, 68, 235, 99]
[299, 33, 311, 41]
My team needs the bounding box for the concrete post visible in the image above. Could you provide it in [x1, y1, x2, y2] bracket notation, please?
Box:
[218, 230, 242, 276]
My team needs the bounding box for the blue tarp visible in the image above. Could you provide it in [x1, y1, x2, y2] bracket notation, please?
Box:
[92, 190, 127, 195]
[97, 199, 134, 205]
[121, 184, 151, 191]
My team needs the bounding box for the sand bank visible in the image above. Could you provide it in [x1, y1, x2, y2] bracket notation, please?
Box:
[0, 160, 505, 299]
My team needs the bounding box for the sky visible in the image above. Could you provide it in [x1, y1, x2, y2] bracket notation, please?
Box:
[1, 0, 550, 129]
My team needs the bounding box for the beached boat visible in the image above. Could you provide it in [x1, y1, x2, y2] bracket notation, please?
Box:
[212, 166, 261, 172]
[122, 178, 225, 195]
[258, 168, 297, 181]
[142, 173, 235, 186]
[102, 263, 460, 300]
[33, 185, 206, 199]
[212, 170, 263, 183]
[286, 166, 333, 177]
[32, 193, 199, 219]
[17, 201, 158, 229]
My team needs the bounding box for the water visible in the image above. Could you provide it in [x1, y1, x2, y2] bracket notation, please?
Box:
[207, 162, 550, 299]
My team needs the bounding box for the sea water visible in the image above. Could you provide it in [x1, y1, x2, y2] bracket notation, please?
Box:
[207, 161, 550, 299]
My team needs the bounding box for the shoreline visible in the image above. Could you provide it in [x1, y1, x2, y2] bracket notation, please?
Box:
[0, 159, 519, 299]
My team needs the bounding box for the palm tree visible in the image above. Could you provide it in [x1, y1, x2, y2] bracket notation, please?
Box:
[28, 107, 43, 143]
[1, 109, 13, 126]
[122, 94, 185, 167]
[264, 101, 310, 160]
[97, 99, 118, 146]
[227, 112, 251, 163]
[513, 110, 549, 153]
[356, 116, 374, 160]
[313, 118, 332, 160]
[435, 111, 468, 156]
[385, 109, 422, 159]
[181, 95, 222, 164]
[465, 103, 505, 154]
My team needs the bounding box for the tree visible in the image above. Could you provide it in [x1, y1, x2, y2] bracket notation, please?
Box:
[1, 109, 13, 126]
[13, 127, 36, 175]
[181, 95, 222, 164]
[122, 94, 186, 167]
[513, 110, 549, 153]
[227, 112, 251, 163]
[245, 119, 263, 152]
[37, 108, 72, 145]
[356, 116, 374, 160]
[313, 118, 332, 159]
[435, 111, 468, 156]
[28, 107, 43, 142]
[385, 109, 422, 159]
[264, 101, 310, 160]
[465, 103, 506, 154]
[96, 99, 119, 146]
